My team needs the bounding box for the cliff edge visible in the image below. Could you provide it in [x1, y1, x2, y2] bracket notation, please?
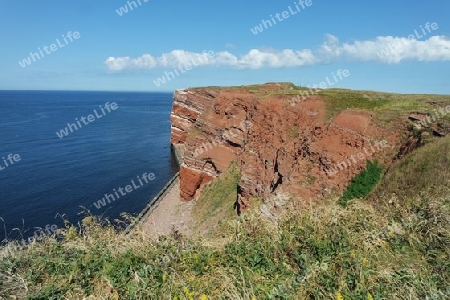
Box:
[170, 83, 448, 209]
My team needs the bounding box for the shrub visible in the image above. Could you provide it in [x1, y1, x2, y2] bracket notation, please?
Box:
[339, 160, 382, 206]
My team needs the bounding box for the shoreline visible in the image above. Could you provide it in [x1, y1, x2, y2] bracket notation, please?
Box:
[141, 176, 195, 238]
[124, 172, 180, 235]
[126, 144, 190, 238]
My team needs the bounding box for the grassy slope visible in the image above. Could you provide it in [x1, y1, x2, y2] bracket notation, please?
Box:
[191, 161, 240, 236]
[372, 135, 450, 200]
[319, 88, 450, 124]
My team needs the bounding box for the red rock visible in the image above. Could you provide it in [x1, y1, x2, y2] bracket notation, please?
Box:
[170, 85, 402, 203]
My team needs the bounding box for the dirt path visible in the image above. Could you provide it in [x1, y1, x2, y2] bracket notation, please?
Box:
[142, 178, 194, 239]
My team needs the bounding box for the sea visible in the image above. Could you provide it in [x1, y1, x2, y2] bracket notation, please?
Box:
[0, 91, 178, 242]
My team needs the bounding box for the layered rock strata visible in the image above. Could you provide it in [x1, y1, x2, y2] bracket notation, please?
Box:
[170, 85, 402, 204]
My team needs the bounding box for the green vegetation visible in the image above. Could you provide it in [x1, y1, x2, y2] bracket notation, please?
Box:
[192, 161, 240, 235]
[339, 160, 382, 207]
[372, 135, 450, 201]
[1, 187, 448, 299]
[228, 82, 312, 99]
[305, 175, 316, 185]
[288, 126, 299, 139]
[185, 126, 205, 140]
[319, 88, 450, 124]
[320, 89, 391, 120]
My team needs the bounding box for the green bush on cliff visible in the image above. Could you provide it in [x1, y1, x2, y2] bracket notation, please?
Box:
[339, 160, 382, 206]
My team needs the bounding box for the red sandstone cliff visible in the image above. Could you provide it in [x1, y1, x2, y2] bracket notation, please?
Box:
[170, 84, 404, 206]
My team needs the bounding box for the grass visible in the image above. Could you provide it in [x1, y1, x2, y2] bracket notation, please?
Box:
[1, 188, 448, 299]
[319, 88, 450, 124]
[191, 161, 241, 235]
[339, 160, 382, 207]
[319, 89, 400, 122]
[371, 135, 450, 201]
[288, 126, 300, 139]
[186, 126, 205, 140]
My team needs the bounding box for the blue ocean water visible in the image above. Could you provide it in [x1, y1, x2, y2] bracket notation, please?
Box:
[0, 91, 178, 242]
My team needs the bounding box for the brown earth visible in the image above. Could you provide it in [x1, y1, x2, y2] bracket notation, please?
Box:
[142, 178, 194, 238]
[170, 85, 403, 207]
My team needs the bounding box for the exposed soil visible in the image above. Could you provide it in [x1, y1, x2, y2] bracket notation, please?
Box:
[142, 179, 194, 239]
[171, 86, 403, 206]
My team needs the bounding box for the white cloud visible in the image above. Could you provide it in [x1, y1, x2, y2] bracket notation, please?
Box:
[104, 34, 450, 71]
[327, 35, 450, 64]
[236, 49, 317, 69]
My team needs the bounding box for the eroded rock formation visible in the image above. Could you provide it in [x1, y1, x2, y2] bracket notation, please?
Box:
[170, 84, 403, 204]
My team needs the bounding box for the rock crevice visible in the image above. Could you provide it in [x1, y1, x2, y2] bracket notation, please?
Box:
[170, 85, 401, 203]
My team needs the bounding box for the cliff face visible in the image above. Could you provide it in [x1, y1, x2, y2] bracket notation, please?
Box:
[170, 84, 402, 205]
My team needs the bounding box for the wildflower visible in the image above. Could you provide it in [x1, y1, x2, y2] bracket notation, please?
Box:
[200, 295, 208, 300]
[367, 292, 373, 300]
[162, 274, 167, 282]
[183, 287, 194, 300]
[336, 292, 344, 300]
[362, 258, 368, 267]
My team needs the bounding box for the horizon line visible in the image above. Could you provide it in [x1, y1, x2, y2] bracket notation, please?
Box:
[0, 86, 449, 96]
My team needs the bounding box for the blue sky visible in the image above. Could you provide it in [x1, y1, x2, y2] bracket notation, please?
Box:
[0, 0, 449, 93]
